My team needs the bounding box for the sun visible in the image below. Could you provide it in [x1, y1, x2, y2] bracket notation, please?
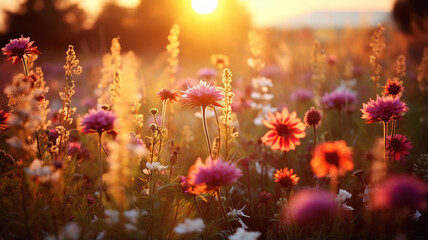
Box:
[191, 0, 218, 15]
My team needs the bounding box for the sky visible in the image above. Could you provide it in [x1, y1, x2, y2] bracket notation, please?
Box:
[0, 0, 395, 32]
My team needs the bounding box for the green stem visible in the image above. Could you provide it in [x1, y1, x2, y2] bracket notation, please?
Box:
[193, 195, 205, 223]
[158, 101, 167, 161]
[216, 189, 234, 234]
[98, 132, 103, 204]
[313, 127, 317, 157]
[201, 107, 212, 158]
[383, 121, 388, 171]
[213, 107, 222, 159]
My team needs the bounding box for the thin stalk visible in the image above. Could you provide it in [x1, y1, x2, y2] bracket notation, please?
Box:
[330, 174, 338, 194]
[216, 189, 234, 234]
[193, 195, 205, 223]
[20, 165, 30, 238]
[168, 164, 173, 183]
[22, 59, 29, 76]
[201, 107, 212, 157]
[337, 108, 342, 140]
[150, 130, 156, 163]
[168, 199, 181, 240]
[35, 131, 42, 160]
[313, 127, 317, 156]
[98, 132, 103, 203]
[158, 101, 167, 161]
[383, 121, 388, 170]
[213, 107, 222, 159]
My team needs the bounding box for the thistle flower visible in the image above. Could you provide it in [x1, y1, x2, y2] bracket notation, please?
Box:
[174, 218, 205, 234]
[273, 168, 300, 188]
[80, 109, 117, 135]
[181, 80, 223, 109]
[194, 157, 242, 192]
[304, 107, 322, 127]
[2, 35, 41, 64]
[371, 175, 427, 210]
[156, 89, 180, 102]
[310, 141, 354, 177]
[290, 88, 314, 102]
[382, 79, 404, 98]
[286, 189, 338, 226]
[361, 95, 408, 123]
[386, 134, 413, 161]
[261, 107, 306, 152]
[321, 89, 357, 110]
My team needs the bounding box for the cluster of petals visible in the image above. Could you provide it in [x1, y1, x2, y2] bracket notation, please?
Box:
[361, 95, 408, 123]
[2, 35, 41, 64]
[386, 134, 413, 161]
[335, 189, 354, 211]
[261, 107, 306, 152]
[321, 89, 356, 110]
[273, 167, 300, 188]
[193, 157, 242, 192]
[304, 107, 322, 127]
[143, 162, 168, 174]
[156, 89, 180, 102]
[229, 227, 261, 240]
[310, 140, 354, 177]
[180, 80, 223, 109]
[382, 79, 404, 98]
[80, 109, 117, 134]
[174, 218, 205, 234]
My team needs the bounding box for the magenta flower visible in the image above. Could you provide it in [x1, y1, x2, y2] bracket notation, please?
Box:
[290, 88, 314, 102]
[80, 109, 117, 135]
[371, 175, 427, 210]
[286, 189, 338, 226]
[68, 142, 90, 162]
[181, 80, 223, 109]
[361, 95, 408, 123]
[194, 157, 242, 191]
[2, 35, 41, 64]
[197, 68, 217, 79]
[304, 107, 322, 127]
[321, 89, 356, 110]
[386, 134, 413, 161]
[156, 89, 180, 103]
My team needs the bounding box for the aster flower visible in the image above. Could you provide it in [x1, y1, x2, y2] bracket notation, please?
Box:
[321, 89, 357, 110]
[290, 88, 314, 102]
[80, 109, 117, 134]
[229, 227, 261, 240]
[286, 189, 338, 226]
[382, 79, 404, 98]
[261, 107, 306, 152]
[371, 175, 427, 210]
[273, 168, 300, 188]
[194, 157, 242, 192]
[361, 95, 408, 124]
[304, 107, 322, 127]
[2, 35, 41, 64]
[174, 218, 205, 234]
[181, 80, 223, 109]
[156, 88, 180, 103]
[310, 141, 354, 177]
[386, 134, 413, 161]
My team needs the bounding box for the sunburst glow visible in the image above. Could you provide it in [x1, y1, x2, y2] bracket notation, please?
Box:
[191, 0, 218, 15]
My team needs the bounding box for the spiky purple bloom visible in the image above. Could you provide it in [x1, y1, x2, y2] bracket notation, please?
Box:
[290, 88, 314, 102]
[181, 80, 223, 109]
[286, 189, 338, 226]
[194, 157, 242, 191]
[386, 134, 413, 161]
[2, 35, 41, 64]
[321, 89, 357, 110]
[304, 107, 322, 127]
[197, 68, 217, 79]
[80, 109, 117, 134]
[361, 95, 408, 123]
[371, 175, 427, 210]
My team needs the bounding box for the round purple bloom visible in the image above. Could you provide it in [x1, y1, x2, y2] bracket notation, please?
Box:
[321, 89, 356, 110]
[386, 134, 413, 161]
[304, 107, 322, 127]
[80, 109, 117, 134]
[371, 175, 427, 210]
[286, 189, 338, 226]
[2, 35, 41, 64]
[290, 88, 314, 102]
[194, 157, 242, 191]
[361, 95, 408, 123]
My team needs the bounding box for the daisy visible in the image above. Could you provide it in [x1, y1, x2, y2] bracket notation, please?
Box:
[273, 168, 300, 188]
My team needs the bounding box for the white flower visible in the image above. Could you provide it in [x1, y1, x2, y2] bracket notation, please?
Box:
[412, 210, 421, 221]
[25, 159, 51, 176]
[262, 93, 274, 100]
[227, 206, 250, 229]
[229, 227, 261, 240]
[143, 162, 168, 174]
[124, 223, 137, 231]
[335, 189, 352, 204]
[95, 231, 106, 240]
[124, 209, 139, 224]
[251, 92, 261, 99]
[64, 222, 81, 240]
[142, 189, 150, 195]
[361, 185, 372, 203]
[341, 203, 354, 211]
[104, 209, 120, 225]
[174, 218, 205, 234]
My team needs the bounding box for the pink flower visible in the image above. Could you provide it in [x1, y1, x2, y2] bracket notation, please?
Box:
[2, 35, 41, 64]
[194, 157, 242, 192]
[371, 175, 427, 210]
[290, 88, 314, 102]
[286, 189, 338, 226]
[197, 68, 217, 79]
[68, 142, 90, 162]
[321, 89, 356, 110]
[156, 89, 180, 102]
[361, 95, 408, 123]
[80, 109, 117, 134]
[181, 80, 223, 109]
[386, 134, 412, 161]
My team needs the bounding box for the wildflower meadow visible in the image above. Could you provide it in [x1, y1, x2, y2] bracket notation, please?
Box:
[0, 0, 427, 239]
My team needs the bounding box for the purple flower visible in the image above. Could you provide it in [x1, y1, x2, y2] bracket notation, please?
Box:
[194, 157, 242, 191]
[80, 109, 117, 134]
[181, 80, 223, 109]
[197, 68, 217, 79]
[321, 89, 356, 110]
[371, 175, 427, 210]
[361, 95, 408, 123]
[286, 189, 338, 226]
[2, 35, 41, 64]
[290, 88, 314, 102]
[387, 134, 413, 161]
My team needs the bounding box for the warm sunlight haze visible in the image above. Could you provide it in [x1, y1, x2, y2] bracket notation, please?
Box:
[191, 0, 218, 14]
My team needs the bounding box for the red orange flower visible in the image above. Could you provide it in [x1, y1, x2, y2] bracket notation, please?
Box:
[310, 141, 354, 177]
[261, 107, 306, 152]
[382, 79, 404, 98]
[182, 158, 207, 195]
[274, 168, 299, 188]
[156, 89, 180, 102]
